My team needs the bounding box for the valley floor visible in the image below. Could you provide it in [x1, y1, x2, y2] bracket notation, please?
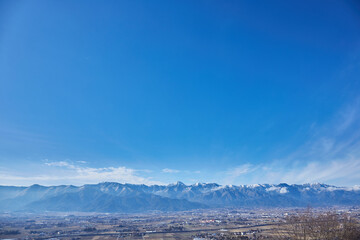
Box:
[1, 207, 360, 240]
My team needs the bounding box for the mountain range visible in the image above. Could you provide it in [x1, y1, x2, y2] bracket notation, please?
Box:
[1, 182, 360, 213]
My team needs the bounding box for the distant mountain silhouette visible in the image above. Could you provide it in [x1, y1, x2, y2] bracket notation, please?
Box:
[1, 182, 359, 212]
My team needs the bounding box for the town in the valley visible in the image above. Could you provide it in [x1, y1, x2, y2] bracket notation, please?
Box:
[1, 207, 360, 240]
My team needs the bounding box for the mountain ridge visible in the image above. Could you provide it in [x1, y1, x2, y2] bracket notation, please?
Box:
[1, 182, 359, 213]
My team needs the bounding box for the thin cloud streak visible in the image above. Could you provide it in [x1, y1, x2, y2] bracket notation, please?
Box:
[223, 164, 256, 185]
[0, 161, 163, 186]
[223, 157, 360, 186]
[162, 168, 180, 173]
[222, 100, 360, 186]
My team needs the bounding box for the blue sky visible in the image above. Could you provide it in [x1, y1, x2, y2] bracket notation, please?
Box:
[1, 0, 360, 186]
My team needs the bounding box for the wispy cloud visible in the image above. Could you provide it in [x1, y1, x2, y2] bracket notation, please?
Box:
[161, 168, 200, 174]
[281, 100, 360, 185]
[292, 100, 360, 160]
[222, 100, 360, 186]
[223, 163, 256, 184]
[0, 161, 162, 186]
[280, 158, 360, 184]
[222, 157, 360, 186]
[162, 168, 180, 173]
[0, 124, 53, 153]
[45, 161, 75, 168]
[229, 164, 254, 176]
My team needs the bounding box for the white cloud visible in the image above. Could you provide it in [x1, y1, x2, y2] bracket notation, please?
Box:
[219, 157, 360, 187]
[45, 161, 76, 168]
[162, 168, 180, 173]
[294, 100, 360, 161]
[223, 163, 257, 184]
[0, 161, 162, 186]
[280, 157, 360, 184]
[235, 100, 360, 187]
[228, 164, 253, 177]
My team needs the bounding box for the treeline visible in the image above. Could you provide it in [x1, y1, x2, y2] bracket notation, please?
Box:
[275, 209, 360, 240]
